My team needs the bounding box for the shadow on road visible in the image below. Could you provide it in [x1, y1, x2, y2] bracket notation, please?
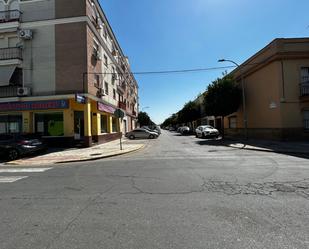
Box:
[194, 138, 309, 160]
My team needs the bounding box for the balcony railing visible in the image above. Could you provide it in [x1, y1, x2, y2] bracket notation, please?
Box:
[0, 10, 21, 23]
[0, 86, 19, 98]
[0, 47, 22, 61]
[118, 101, 126, 111]
[300, 83, 309, 96]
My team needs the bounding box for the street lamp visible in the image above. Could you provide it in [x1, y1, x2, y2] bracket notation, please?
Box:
[141, 106, 150, 111]
[218, 59, 248, 140]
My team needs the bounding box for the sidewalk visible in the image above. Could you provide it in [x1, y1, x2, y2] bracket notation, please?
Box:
[5, 138, 145, 166]
[225, 139, 309, 155]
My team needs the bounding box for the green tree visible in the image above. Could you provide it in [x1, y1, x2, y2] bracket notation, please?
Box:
[178, 101, 201, 124]
[137, 112, 154, 127]
[204, 76, 242, 137]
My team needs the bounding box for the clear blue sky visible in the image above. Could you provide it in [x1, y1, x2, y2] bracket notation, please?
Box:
[100, 0, 309, 124]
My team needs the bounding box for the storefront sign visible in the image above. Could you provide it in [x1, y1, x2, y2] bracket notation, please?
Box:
[97, 102, 116, 114]
[0, 100, 69, 111]
[75, 94, 86, 104]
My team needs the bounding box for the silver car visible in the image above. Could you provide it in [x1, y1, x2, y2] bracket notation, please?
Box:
[125, 128, 158, 140]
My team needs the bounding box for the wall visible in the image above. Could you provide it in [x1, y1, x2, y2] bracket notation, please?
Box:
[55, 22, 87, 94]
[22, 25, 56, 94]
[20, 0, 55, 22]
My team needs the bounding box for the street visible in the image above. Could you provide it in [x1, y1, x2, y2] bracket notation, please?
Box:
[0, 131, 309, 249]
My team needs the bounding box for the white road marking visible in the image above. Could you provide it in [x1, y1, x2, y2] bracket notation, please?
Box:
[0, 176, 28, 183]
[0, 168, 52, 173]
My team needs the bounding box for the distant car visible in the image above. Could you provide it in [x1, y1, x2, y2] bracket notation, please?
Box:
[125, 128, 158, 140]
[195, 125, 219, 138]
[180, 126, 190, 135]
[169, 127, 175, 131]
[0, 134, 47, 161]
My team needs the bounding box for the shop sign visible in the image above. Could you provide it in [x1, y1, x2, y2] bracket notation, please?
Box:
[97, 102, 116, 114]
[0, 100, 69, 111]
[75, 93, 86, 104]
[114, 108, 125, 119]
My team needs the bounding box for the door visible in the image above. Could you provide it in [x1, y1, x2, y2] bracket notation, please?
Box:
[74, 111, 84, 140]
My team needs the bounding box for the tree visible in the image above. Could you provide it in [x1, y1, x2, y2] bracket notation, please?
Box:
[137, 112, 154, 127]
[204, 76, 242, 137]
[178, 101, 201, 125]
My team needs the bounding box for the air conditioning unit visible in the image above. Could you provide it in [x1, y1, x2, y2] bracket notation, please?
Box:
[19, 29, 33, 40]
[96, 88, 106, 98]
[93, 49, 102, 61]
[17, 87, 31, 96]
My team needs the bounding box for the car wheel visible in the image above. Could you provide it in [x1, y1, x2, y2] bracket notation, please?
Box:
[149, 134, 155, 139]
[8, 149, 19, 161]
[202, 132, 206, 138]
[129, 135, 135, 140]
[195, 133, 198, 138]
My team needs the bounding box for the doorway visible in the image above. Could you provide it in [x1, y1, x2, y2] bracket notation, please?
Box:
[74, 111, 84, 140]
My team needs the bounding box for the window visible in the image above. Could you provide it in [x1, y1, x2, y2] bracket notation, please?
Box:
[104, 81, 109, 95]
[304, 111, 309, 130]
[95, 74, 100, 88]
[113, 89, 116, 99]
[0, 115, 22, 134]
[301, 67, 309, 84]
[104, 55, 108, 66]
[112, 117, 118, 132]
[229, 116, 237, 129]
[101, 115, 108, 133]
[35, 113, 64, 136]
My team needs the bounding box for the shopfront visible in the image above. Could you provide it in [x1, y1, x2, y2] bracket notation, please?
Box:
[0, 97, 122, 147]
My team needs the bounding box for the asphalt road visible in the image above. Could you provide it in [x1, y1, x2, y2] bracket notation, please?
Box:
[0, 131, 309, 249]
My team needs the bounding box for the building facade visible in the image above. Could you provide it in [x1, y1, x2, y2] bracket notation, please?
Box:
[224, 38, 309, 140]
[0, 0, 139, 147]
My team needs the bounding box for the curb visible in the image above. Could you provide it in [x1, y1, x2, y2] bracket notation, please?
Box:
[228, 144, 309, 155]
[55, 144, 146, 164]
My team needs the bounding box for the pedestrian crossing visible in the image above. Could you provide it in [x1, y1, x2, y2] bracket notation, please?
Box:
[0, 168, 52, 183]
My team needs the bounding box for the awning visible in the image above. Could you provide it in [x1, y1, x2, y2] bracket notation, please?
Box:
[0, 66, 16, 86]
[97, 102, 116, 114]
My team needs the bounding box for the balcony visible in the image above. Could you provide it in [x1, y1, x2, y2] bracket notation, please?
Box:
[0, 85, 19, 98]
[118, 101, 126, 111]
[116, 84, 125, 95]
[132, 110, 137, 117]
[0, 10, 21, 23]
[0, 47, 22, 61]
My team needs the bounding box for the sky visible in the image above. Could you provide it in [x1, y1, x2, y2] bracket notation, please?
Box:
[100, 0, 309, 124]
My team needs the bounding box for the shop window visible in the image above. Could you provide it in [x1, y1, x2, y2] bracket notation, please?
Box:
[35, 113, 64, 136]
[101, 115, 108, 133]
[229, 116, 237, 129]
[0, 114, 22, 134]
[112, 117, 118, 132]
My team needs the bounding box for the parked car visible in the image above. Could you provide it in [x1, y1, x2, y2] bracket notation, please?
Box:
[125, 128, 159, 140]
[141, 126, 160, 136]
[195, 125, 219, 138]
[0, 134, 47, 161]
[180, 126, 190, 135]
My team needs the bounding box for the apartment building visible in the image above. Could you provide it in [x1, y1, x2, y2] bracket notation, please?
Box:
[0, 0, 139, 147]
[224, 38, 309, 140]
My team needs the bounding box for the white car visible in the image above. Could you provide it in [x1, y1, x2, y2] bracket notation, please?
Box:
[195, 125, 219, 138]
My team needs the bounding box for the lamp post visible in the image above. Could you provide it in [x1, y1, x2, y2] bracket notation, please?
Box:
[218, 59, 248, 140]
[141, 106, 150, 111]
